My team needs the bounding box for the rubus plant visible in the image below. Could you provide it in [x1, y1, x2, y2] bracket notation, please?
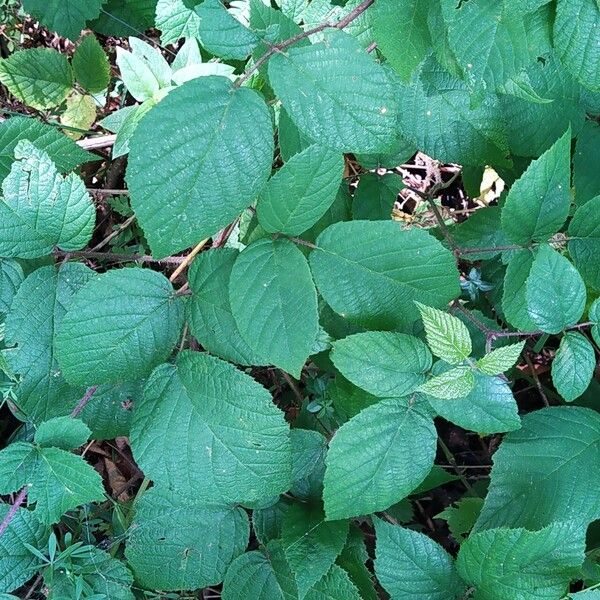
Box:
[0, 0, 600, 598]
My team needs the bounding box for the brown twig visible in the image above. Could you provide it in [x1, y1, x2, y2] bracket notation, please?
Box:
[90, 215, 136, 252]
[524, 352, 549, 407]
[0, 486, 29, 538]
[169, 238, 209, 282]
[71, 386, 98, 418]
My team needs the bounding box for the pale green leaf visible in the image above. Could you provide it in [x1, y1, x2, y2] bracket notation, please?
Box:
[324, 398, 436, 520]
[34, 416, 90, 450]
[127, 76, 274, 257]
[130, 351, 291, 503]
[55, 269, 184, 385]
[310, 221, 460, 330]
[331, 332, 432, 397]
[113, 97, 158, 159]
[268, 30, 398, 153]
[0, 48, 72, 109]
[125, 487, 249, 591]
[22, 0, 103, 39]
[477, 341, 525, 375]
[72, 35, 110, 93]
[501, 128, 571, 245]
[418, 366, 475, 399]
[60, 93, 96, 137]
[568, 195, 600, 290]
[552, 332, 596, 401]
[156, 0, 201, 45]
[257, 144, 344, 235]
[116, 47, 161, 102]
[374, 518, 465, 600]
[0, 140, 95, 258]
[129, 37, 172, 89]
[229, 239, 319, 377]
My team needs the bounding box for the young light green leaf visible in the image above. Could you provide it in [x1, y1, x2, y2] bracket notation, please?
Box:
[156, 0, 201, 45]
[501, 128, 571, 245]
[552, 332, 596, 402]
[568, 195, 600, 290]
[125, 487, 249, 591]
[475, 406, 600, 530]
[55, 269, 184, 385]
[130, 351, 291, 504]
[416, 303, 472, 364]
[268, 30, 398, 153]
[116, 47, 161, 102]
[229, 239, 319, 377]
[72, 35, 110, 93]
[127, 76, 274, 257]
[34, 417, 91, 450]
[374, 518, 465, 600]
[0, 140, 95, 258]
[457, 521, 585, 600]
[257, 144, 344, 235]
[525, 245, 586, 333]
[21, 0, 103, 39]
[324, 399, 437, 520]
[417, 366, 475, 399]
[310, 221, 460, 330]
[476, 341, 525, 375]
[331, 332, 432, 398]
[0, 48, 73, 109]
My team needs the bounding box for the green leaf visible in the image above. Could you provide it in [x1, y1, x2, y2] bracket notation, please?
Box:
[331, 332, 432, 397]
[554, 0, 600, 92]
[568, 195, 600, 290]
[278, 107, 314, 162]
[0, 48, 73, 109]
[268, 30, 398, 153]
[0, 116, 94, 183]
[424, 370, 520, 434]
[156, 0, 201, 45]
[0, 442, 104, 524]
[574, 122, 600, 205]
[451, 206, 510, 260]
[525, 245, 586, 333]
[127, 76, 274, 257]
[571, 591, 600, 599]
[112, 98, 158, 159]
[416, 303, 472, 364]
[34, 416, 90, 450]
[591, 298, 600, 346]
[418, 366, 475, 399]
[282, 503, 348, 598]
[89, 0, 158, 37]
[552, 332, 596, 401]
[196, 0, 260, 60]
[0, 140, 95, 258]
[5, 263, 93, 422]
[72, 35, 110, 93]
[21, 0, 103, 39]
[229, 238, 319, 377]
[457, 521, 585, 600]
[352, 173, 403, 221]
[502, 249, 537, 330]
[130, 351, 291, 503]
[372, 0, 431, 81]
[60, 92, 96, 136]
[336, 525, 378, 600]
[305, 565, 361, 600]
[55, 269, 184, 385]
[257, 144, 344, 235]
[475, 406, 600, 530]
[125, 487, 249, 591]
[188, 248, 264, 366]
[436, 497, 484, 541]
[0, 259, 24, 317]
[310, 221, 460, 330]
[290, 429, 327, 483]
[324, 398, 437, 520]
[374, 518, 465, 600]
[476, 341, 525, 375]
[327, 375, 379, 422]
[501, 128, 571, 245]
[0, 506, 48, 594]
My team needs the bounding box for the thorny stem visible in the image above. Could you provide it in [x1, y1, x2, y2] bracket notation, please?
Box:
[234, 0, 375, 87]
[0, 486, 29, 538]
[71, 386, 99, 418]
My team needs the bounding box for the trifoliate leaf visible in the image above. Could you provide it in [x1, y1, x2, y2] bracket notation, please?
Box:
[125, 487, 249, 591]
[127, 76, 274, 257]
[305, 565, 361, 600]
[374, 518, 465, 600]
[352, 173, 404, 221]
[552, 332, 596, 402]
[55, 269, 184, 385]
[34, 416, 90, 450]
[417, 366, 475, 399]
[331, 332, 432, 398]
[416, 303, 472, 364]
[310, 221, 460, 330]
[501, 128, 571, 245]
[568, 195, 600, 290]
[130, 351, 291, 503]
[525, 245, 586, 334]
[268, 30, 398, 153]
[229, 238, 319, 377]
[257, 144, 344, 235]
[21, 0, 103, 39]
[0, 48, 73, 109]
[476, 341, 525, 375]
[457, 521, 585, 600]
[156, 0, 201, 45]
[72, 35, 110, 93]
[475, 406, 600, 530]
[0, 259, 24, 317]
[0, 141, 95, 258]
[0, 442, 104, 524]
[324, 399, 436, 520]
